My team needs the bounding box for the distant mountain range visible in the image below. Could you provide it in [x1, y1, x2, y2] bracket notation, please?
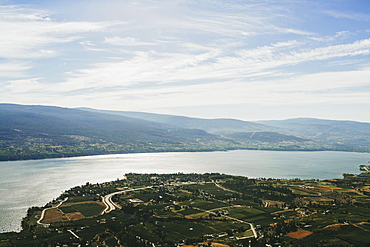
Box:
[80, 107, 370, 150]
[78, 108, 273, 134]
[257, 118, 370, 148]
[0, 103, 369, 161]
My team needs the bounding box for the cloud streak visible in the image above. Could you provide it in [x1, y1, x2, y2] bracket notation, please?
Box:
[53, 37, 370, 95]
[2, 0, 370, 121]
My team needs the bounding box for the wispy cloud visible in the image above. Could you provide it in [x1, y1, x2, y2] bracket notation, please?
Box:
[0, 5, 51, 21]
[104, 37, 155, 46]
[5, 77, 44, 93]
[37, 66, 370, 112]
[49, 36, 370, 96]
[0, 21, 120, 59]
[2, 0, 370, 121]
[324, 10, 370, 21]
[0, 4, 122, 68]
[0, 62, 31, 78]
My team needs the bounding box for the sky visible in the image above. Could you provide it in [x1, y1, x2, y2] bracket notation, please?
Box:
[1, 0, 370, 122]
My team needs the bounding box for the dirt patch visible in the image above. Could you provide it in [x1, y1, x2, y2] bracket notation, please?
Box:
[324, 224, 343, 231]
[42, 208, 87, 223]
[326, 186, 342, 191]
[185, 212, 208, 219]
[266, 200, 285, 207]
[271, 209, 293, 214]
[286, 229, 312, 239]
[315, 198, 333, 201]
[42, 208, 69, 223]
[179, 189, 192, 194]
[116, 188, 128, 190]
[314, 186, 333, 192]
[65, 212, 85, 221]
[198, 243, 230, 247]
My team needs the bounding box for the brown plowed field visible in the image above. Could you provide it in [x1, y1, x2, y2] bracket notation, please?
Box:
[286, 229, 312, 239]
[198, 243, 230, 247]
[42, 204, 93, 223]
[42, 208, 68, 223]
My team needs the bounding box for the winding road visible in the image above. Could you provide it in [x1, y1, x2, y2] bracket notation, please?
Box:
[213, 182, 258, 238]
[101, 186, 153, 214]
[101, 181, 212, 214]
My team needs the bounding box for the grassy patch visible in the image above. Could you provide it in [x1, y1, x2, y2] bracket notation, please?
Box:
[231, 199, 259, 207]
[157, 220, 215, 240]
[73, 203, 105, 217]
[66, 196, 97, 203]
[154, 210, 181, 218]
[360, 223, 370, 231]
[77, 225, 106, 241]
[105, 237, 119, 246]
[322, 224, 370, 246]
[60, 203, 105, 218]
[182, 199, 228, 211]
[177, 208, 202, 216]
[228, 206, 264, 220]
[59, 206, 78, 214]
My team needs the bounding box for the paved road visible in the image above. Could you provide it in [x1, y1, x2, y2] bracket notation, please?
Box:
[67, 229, 80, 239]
[101, 186, 153, 214]
[213, 182, 258, 239]
[194, 206, 258, 239]
[226, 215, 258, 239]
[101, 181, 212, 214]
[101, 181, 258, 238]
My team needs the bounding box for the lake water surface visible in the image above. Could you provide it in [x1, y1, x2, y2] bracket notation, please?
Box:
[0, 150, 369, 233]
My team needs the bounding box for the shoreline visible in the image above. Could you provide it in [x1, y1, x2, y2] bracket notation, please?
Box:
[0, 150, 367, 233]
[1, 146, 368, 162]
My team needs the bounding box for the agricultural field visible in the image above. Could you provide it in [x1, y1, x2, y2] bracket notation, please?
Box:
[1, 171, 370, 246]
[59, 202, 105, 217]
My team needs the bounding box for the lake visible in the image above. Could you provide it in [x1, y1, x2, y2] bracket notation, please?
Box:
[0, 150, 369, 233]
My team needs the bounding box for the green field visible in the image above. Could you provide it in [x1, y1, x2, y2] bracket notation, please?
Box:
[177, 208, 202, 216]
[131, 191, 162, 202]
[65, 196, 98, 203]
[182, 199, 228, 210]
[60, 202, 105, 217]
[185, 183, 233, 197]
[59, 206, 78, 213]
[228, 206, 264, 219]
[321, 225, 370, 246]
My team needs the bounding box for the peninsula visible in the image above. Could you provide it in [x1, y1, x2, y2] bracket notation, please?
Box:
[1, 168, 370, 246]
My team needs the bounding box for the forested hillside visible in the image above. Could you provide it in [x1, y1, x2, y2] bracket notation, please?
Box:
[0, 104, 234, 161]
[80, 108, 370, 152]
[258, 118, 370, 150]
[1, 104, 370, 161]
[78, 108, 275, 134]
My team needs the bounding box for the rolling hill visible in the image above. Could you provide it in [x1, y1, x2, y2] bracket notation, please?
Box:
[0, 104, 236, 161]
[77, 108, 276, 134]
[258, 118, 370, 149]
[1, 104, 369, 161]
[78, 108, 370, 151]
